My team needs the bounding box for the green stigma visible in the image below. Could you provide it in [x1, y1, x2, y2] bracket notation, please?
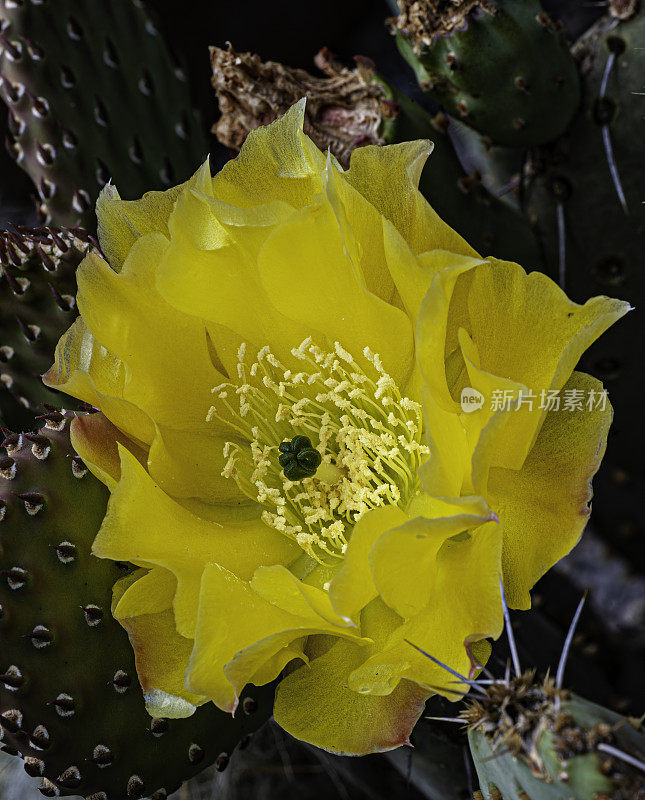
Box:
[278, 435, 322, 481]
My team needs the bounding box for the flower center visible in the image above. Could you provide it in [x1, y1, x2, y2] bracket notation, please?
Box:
[208, 339, 428, 562]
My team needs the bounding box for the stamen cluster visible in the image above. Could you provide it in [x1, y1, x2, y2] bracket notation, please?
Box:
[208, 339, 428, 561]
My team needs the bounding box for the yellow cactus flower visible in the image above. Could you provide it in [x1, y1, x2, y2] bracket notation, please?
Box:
[44, 101, 629, 755]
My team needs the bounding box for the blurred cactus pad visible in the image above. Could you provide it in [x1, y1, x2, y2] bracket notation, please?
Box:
[0, 0, 207, 229]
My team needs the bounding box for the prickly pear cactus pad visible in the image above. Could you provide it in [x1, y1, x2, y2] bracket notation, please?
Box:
[466, 672, 645, 799]
[41, 101, 629, 757]
[392, 0, 581, 147]
[0, 0, 207, 229]
[0, 414, 273, 799]
[0, 227, 94, 412]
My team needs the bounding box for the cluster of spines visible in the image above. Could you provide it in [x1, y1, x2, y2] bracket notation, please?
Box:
[0, 225, 93, 414]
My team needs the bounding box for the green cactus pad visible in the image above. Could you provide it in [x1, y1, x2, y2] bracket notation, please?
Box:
[0, 414, 273, 799]
[0, 227, 93, 414]
[0, 0, 208, 229]
[393, 0, 580, 147]
[466, 672, 645, 800]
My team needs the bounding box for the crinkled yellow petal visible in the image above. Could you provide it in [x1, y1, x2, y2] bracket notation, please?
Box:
[348, 521, 503, 696]
[344, 140, 477, 258]
[462, 259, 630, 470]
[94, 446, 300, 638]
[415, 259, 483, 411]
[418, 386, 470, 496]
[370, 500, 497, 618]
[250, 638, 308, 687]
[488, 371, 613, 609]
[383, 217, 485, 326]
[211, 99, 325, 210]
[274, 599, 429, 755]
[258, 199, 414, 385]
[70, 413, 148, 490]
[329, 506, 408, 620]
[156, 185, 315, 364]
[43, 317, 155, 446]
[114, 566, 176, 619]
[76, 236, 219, 431]
[186, 563, 366, 712]
[121, 609, 205, 717]
[96, 159, 213, 270]
[322, 157, 397, 305]
[251, 565, 355, 628]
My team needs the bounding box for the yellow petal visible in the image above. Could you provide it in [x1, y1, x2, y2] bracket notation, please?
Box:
[114, 566, 176, 619]
[383, 217, 484, 326]
[70, 413, 148, 490]
[251, 565, 355, 628]
[146, 424, 246, 507]
[76, 236, 220, 430]
[250, 638, 308, 687]
[370, 500, 497, 618]
[329, 505, 408, 620]
[211, 99, 325, 209]
[94, 446, 300, 637]
[418, 386, 470, 496]
[344, 139, 477, 258]
[43, 317, 155, 446]
[274, 600, 429, 755]
[96, 159, 212, 270]
[460, 258, 629, 470]
[488, 371, 613, 609]
[121, 609, 205, 717]
[348, 521, 503, 697]
[186, 563, 365, 711]
[156, 184, 315, 363]
[415, 259, 483, 411]
[258, 199, 414, 385]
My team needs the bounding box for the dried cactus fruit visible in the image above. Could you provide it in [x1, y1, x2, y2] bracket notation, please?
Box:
[391, 0, 580, 147]
[0, 226, 93, 413]
[0, 413, 273, 799]
[211, 44, 388, 169]
[0, 0, 208, 229]
[210, 45, 542, 265]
